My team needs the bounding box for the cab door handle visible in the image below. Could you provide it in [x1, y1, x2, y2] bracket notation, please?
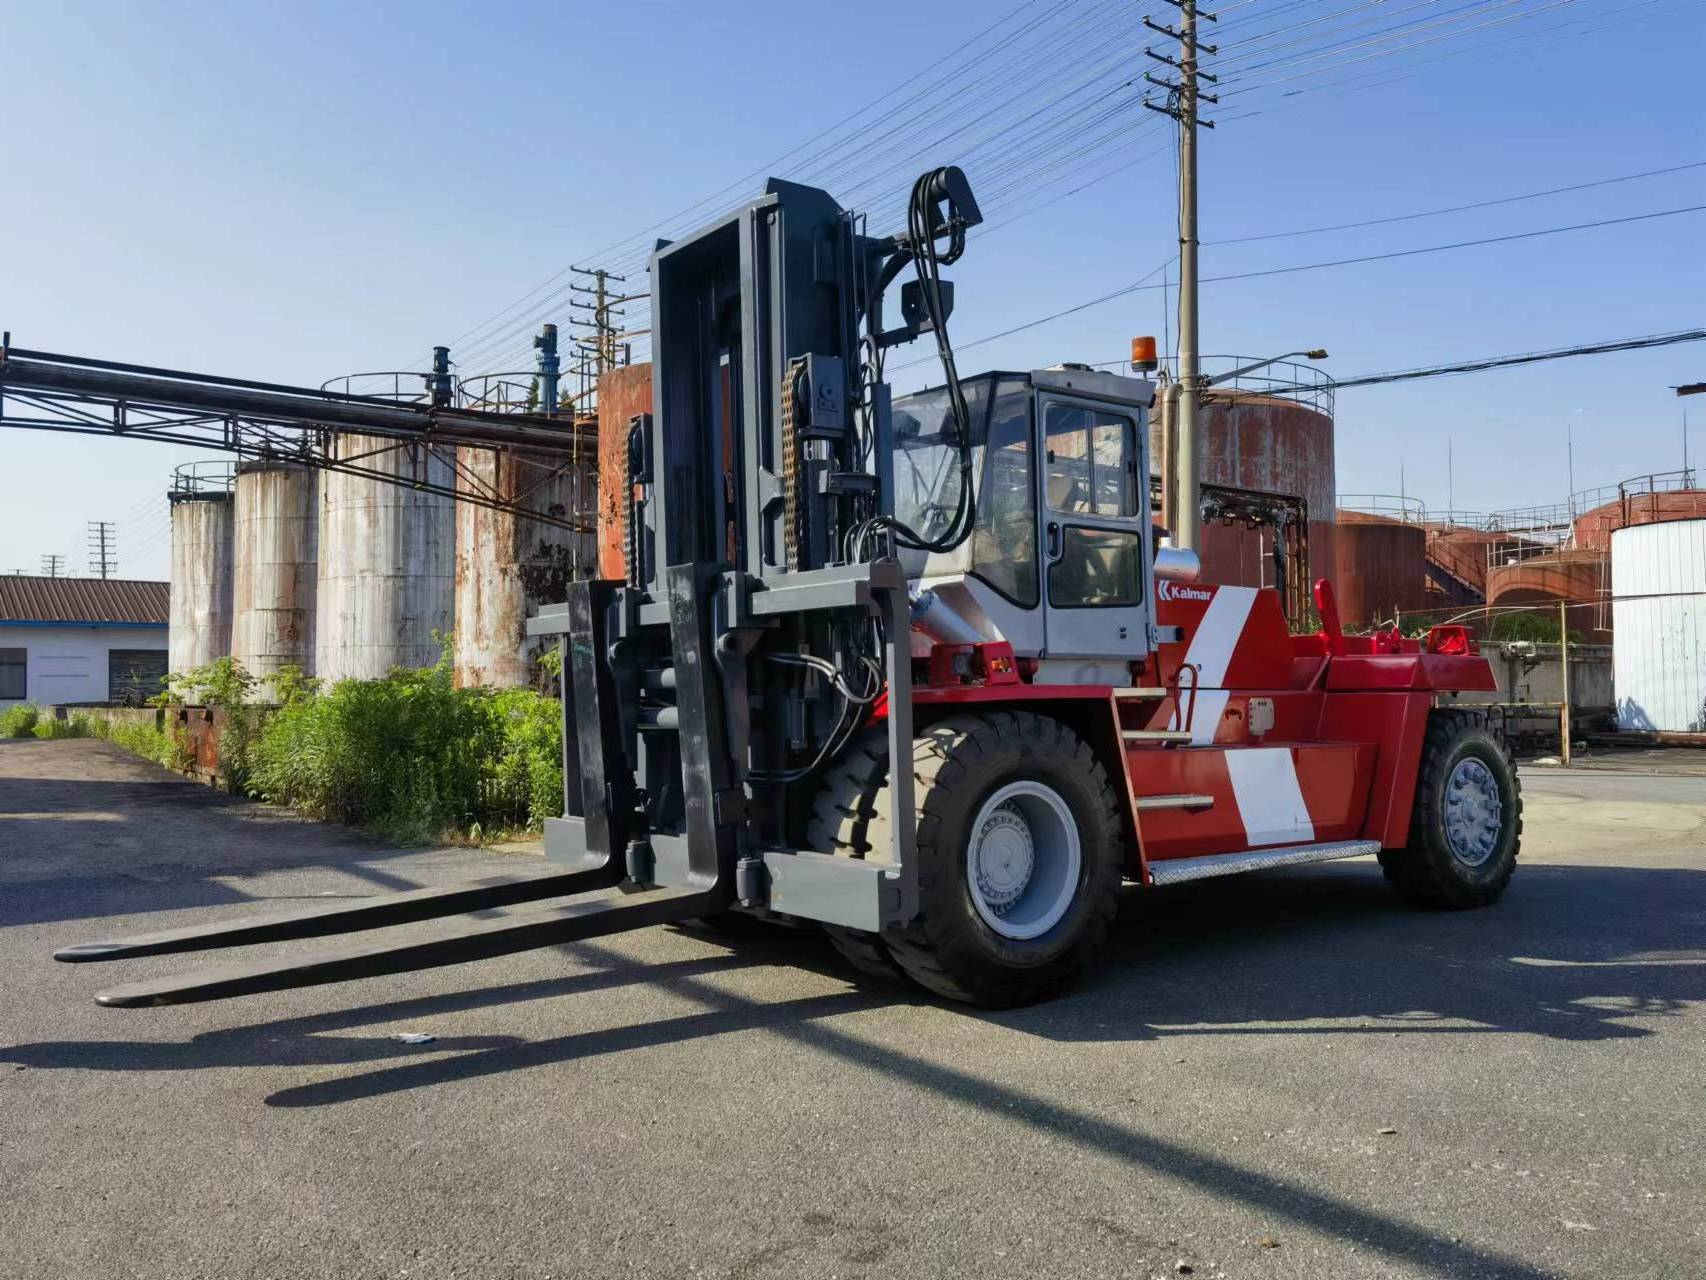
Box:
[1046, 521, 1061, 559]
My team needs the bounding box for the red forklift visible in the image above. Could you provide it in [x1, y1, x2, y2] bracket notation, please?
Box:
[55, 167, 1519, 1008]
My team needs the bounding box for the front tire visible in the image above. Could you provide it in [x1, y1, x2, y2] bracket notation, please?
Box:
[810, 712, 1124, 1007]
[1379, 708, 1522, 909]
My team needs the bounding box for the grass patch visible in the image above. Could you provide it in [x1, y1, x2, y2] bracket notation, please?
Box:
[102, 716, 195, 771]
[32, 712, 97, 740]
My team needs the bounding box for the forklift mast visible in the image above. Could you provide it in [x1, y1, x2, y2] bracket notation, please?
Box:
[526, 169, 988, 934]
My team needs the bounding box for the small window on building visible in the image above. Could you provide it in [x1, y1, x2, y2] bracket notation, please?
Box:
[108, 649, 167, 706]
[0, 648, 24, 700]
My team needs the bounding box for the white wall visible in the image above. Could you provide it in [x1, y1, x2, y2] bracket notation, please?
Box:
[0, 625, 168, 705]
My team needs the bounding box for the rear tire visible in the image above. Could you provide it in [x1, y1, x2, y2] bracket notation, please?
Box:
[810, 712, 1124, 1007]
[1379, 708, 1522, 909]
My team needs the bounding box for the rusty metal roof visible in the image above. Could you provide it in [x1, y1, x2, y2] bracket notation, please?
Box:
[0, 576, 169, 625]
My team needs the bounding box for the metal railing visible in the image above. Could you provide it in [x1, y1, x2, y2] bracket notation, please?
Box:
[459, 372, 546, 414]
[168, 459, 236, 497]
[1152, 354, 1336, 418]
[1337, 494, 1425, 524]
[319, 371, 448, 404]
[1339, 470, 1701, 544]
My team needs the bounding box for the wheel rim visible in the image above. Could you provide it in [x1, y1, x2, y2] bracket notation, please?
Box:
[965, 781, 1082, 940]
[1444, 757, 1503, 867]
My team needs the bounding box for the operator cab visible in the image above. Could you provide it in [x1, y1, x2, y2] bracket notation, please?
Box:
[892, 365, 1157, 675]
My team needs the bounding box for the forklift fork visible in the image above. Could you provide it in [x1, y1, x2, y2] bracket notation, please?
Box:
[56, 571, 742, 1009]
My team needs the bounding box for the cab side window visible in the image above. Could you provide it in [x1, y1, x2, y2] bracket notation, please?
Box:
[1043, 402, 1144, 609]
[1044, 406, 1137, 517]
[969, 381, 1038, 606]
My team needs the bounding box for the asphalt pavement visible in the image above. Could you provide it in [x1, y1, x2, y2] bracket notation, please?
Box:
[2, 737, 1702, 1280]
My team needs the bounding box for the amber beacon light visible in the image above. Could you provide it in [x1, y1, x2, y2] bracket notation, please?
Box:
[1129, 335, 1159, 373]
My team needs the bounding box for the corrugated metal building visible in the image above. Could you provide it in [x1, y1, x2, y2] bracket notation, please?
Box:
[0, 576, 170, 705]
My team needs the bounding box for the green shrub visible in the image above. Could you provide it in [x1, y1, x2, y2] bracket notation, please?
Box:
[248, 650, 562, 844]
[152, 656, 255, 709]
[1487, 611, 1583, 645]
[268, 663, 320, 709]
[153, 656, 264, 791]
[2, 703, 40, 737]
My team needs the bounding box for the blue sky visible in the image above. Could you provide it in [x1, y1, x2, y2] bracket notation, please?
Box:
[3, 0, 1702, 579]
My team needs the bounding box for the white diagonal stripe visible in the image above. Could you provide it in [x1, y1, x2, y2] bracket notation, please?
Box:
[1225, 747, 1316, 848]
[1186, 688, 1231, 745]
[1182, 586, 1256, 688]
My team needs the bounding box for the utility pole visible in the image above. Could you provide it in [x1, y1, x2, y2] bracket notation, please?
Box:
[1566, 419, 1576, 516]
[1145, 0, 1216, 552]
[40, 554, 66, 577]
[1674, 382, 1702, 481]
[1558, 599, 1572, 767]
[87, 520, 116, 579]
[569, 265, 629, 412]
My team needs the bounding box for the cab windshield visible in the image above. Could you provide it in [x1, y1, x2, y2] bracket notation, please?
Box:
[892, 375, 1037, 607]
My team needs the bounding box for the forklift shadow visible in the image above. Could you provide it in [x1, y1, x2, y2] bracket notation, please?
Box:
[983, 860, 1706, 1045]
[242, 859, 1706, 1108]
[0, 950, 803, 1077]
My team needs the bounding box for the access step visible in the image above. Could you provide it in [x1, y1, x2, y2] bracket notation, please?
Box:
[1132, 793, 1215, 811]
[1113, 687, 1169, 699]
[1122, 729, 1193, 744]
[1147, 839, 1382, 886]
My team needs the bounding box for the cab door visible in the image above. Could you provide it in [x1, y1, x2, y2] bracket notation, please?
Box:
[1036, 394, 1151, 659]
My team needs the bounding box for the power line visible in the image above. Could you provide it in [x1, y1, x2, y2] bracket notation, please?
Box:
[1211, 159, 1706, 245]
[445, 0, 1701, 376]
[452, 0, 1329, 371]
[432, 0, 1077, 364]
[1315, 329, 1706, 390]
[899, 203, 1706, 370]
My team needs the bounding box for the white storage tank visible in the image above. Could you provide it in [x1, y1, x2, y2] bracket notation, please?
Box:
[1611, 517, 1706, 733]
[316, 434, 455, 683]
[168, 467, 235, 675]
[231, 461, 318, 685]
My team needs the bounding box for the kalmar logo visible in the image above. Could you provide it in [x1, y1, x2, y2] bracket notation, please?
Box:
[1158, 580, 1213, 603]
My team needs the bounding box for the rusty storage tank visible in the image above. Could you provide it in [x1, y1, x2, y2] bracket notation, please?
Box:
[1572, 487, 1706, 551]
[1331, 510, 1429, 626]
[453, 443, 594, 688]
[1485, 548, 1611, 644]
[597, 362, 653, 579]
[1153, 373, 1335, 591]
[230, 461, 318, 686]
[167, 463, 235, 674]
[316, 435, 456, 682]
